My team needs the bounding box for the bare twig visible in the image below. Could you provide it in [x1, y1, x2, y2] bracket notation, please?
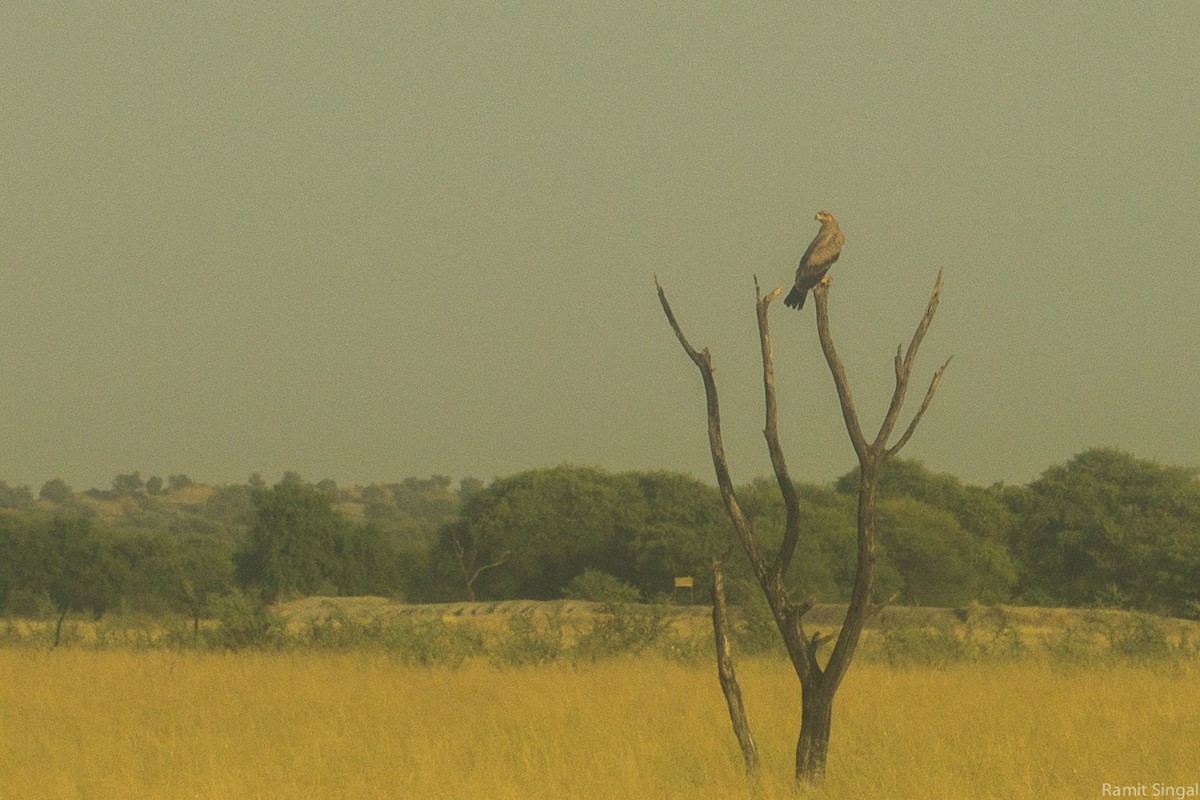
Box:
[887, 355, 953, 457]
[874, 269, 945, 451]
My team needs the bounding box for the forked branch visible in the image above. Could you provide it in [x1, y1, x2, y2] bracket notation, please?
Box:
[813, 268, 949, 465]
[656, 276, 815, 685]
[811, 268, 950, 696]
[873, 268, 946, 452]
[888, 354, 952, 457]
[449, 527, 510, 603]
[654, 277, 769, 587]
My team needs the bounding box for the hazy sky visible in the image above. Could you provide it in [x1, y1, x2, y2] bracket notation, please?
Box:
[3, 3, 1198, 491]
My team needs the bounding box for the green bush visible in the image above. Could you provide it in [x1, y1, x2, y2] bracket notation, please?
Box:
[305, 609, 382, 651]
[1107, 613, 1172, 661]
[961, 604, 1027, 660]
[490, 615, 562, 667]
[296, 611, 486, 666]
[93, 613, 166, 650]
[383, 619, 484, 667]
[205, 590, 284, 651]
[572, 603, 669, 661]
[563, 570, 642, 603]
[657, 630, 711, 664]
[871, 623, 970, 667]
[731, 599, 784, 656]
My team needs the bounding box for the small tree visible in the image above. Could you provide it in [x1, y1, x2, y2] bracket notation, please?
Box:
[39, 478, 73, 504]
[0, 481, 34, 509]
[173, 536, 236, 636]
[234, 481, 398, 602]
[33, 518, 120, 646]
[657, 268, 948, 784]
[112, 471, 145, 496]
[1014, 448, 1200, 615]
[234, 481, 344, 601]
[167, 474, 195, 492]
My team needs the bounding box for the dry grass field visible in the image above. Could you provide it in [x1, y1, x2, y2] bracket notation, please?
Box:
[1, 647, 1196, 799]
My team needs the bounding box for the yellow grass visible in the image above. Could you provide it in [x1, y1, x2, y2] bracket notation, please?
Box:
[1, 650, 1196, 799]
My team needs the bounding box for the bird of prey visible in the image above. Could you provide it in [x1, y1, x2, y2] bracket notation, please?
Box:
[784, 211, 844, 310]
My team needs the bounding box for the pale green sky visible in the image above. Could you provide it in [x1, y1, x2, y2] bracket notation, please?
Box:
[2, 2, 1198, 491]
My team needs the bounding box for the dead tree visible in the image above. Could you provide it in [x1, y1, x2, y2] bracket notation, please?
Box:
[446, 522, 510, 602]
[656, 269, 949, 785]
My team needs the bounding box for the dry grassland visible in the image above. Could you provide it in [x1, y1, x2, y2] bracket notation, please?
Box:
[1, 649, 1196, 799]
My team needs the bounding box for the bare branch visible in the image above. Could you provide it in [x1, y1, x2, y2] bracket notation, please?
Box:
[866, 592, 901, 621]
[903, 268, 944, 373]
[658, 278, 818, 688]
[449, 527, 510, 602]
[874, 269, 945, 450]
[753, 274, 785, 305]
[887, 355, 953, 457]
[655, 278, 770, 586]
[655, 276, 706, 368]
[813, 283, 869, 463]
[754, 277, 802, 579]
[474, 551, 511, 579]
[712, 558, 760, 774]
[789, 596, 815, 621]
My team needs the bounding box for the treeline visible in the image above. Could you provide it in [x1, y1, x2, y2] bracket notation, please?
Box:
[1, 448, 1199, 624]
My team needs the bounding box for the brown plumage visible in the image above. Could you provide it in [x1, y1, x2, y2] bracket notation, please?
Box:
[784, 211, 844, 310]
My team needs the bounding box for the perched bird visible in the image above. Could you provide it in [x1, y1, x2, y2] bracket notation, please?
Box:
[784, 211, 844, 310]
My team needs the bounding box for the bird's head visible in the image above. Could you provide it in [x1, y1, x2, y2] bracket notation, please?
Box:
[815, 210, 836, 224]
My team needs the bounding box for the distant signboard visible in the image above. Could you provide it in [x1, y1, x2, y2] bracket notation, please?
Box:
[674, 576, 694, 588]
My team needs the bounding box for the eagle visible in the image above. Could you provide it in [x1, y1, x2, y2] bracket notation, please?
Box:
[784, 211, 844, 310]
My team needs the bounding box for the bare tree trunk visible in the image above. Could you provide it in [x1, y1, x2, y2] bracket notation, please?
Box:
[656, 267, 949, 786]
[711, 558, 759, 774]
[796, 685, 834, 781]
[53, 606, 68, 648]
